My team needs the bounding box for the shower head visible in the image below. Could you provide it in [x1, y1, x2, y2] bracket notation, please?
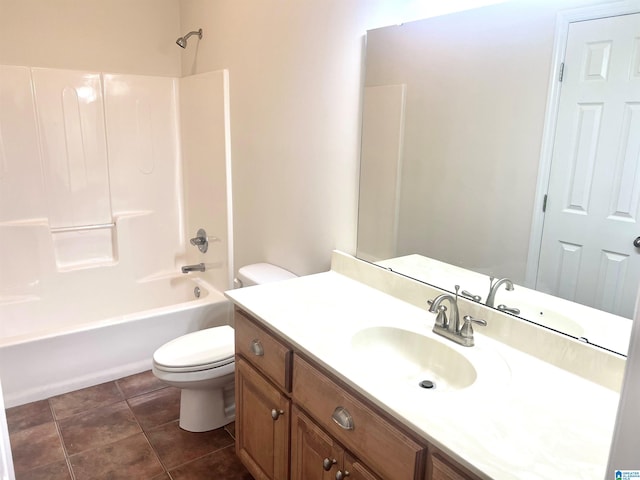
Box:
[176, 28, 203, 48]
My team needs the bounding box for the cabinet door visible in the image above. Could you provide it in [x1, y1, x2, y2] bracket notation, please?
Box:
[236, 357, 290, 480]
[342, 452, 382, 480]
[291, 406, 343, 480]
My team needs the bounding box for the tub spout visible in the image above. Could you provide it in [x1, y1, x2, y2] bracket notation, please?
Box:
[182, 263, 206, 274]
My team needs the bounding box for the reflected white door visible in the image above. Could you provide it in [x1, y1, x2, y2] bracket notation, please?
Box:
[537, 13, 640, 318]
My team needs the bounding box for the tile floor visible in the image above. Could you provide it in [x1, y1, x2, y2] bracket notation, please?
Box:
[5, 371, 254, 480]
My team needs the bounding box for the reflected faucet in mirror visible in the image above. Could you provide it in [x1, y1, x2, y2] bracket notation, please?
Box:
[486, 277, 514, 308]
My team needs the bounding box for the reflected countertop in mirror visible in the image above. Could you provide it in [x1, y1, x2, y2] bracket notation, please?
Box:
[356, 0, 639, 355]
[377, 254, 633, 355]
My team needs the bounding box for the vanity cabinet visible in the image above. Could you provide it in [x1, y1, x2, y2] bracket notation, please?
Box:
[291, 405, 381, 480]
[235, 311, 292, 480]
[234, 309, 484, 480]
[292, 354, 425, 480]
[427, 451, 481, 480]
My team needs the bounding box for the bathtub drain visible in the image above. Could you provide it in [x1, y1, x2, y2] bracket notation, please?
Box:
[194, 286, 201, 298]
[419, 380, 436, 389]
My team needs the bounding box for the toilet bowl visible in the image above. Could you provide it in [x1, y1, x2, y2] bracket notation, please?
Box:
[152, 263, 297, 432]
[152, 325, 235, 432]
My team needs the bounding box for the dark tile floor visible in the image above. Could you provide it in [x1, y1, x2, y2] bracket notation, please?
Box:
[5, 371, 254, 480]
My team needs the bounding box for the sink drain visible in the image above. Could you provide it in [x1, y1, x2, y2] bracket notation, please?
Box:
[419, 380, 436, 389]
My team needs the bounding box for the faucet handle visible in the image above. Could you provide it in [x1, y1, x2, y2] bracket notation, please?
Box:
[189, 228, 209, 253]
[460, 315, 487, 339]
[497, 304, 521, 315]
[461, 290, 482, 302]
[427, 300, 448, 328]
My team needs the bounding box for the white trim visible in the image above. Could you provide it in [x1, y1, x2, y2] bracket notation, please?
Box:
[222, 69, 235, 291]
[524, 0, 640, 289]
[0, 379, 15, 480]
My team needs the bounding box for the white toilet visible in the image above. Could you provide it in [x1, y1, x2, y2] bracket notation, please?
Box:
[152, 263, 297, 432]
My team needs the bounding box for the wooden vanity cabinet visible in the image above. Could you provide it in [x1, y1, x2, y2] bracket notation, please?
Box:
[427, 450, 483, 480]
[235, 311, 292, 480]
[343, 453, 383, 480]
[234, 309, 484, 480]
[290, 405, 382, 480]
[292, 355, 425, 480]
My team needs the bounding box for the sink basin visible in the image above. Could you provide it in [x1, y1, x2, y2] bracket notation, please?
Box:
[350, 326, 477, 391]
[511, 299, 584, 337]
[529, 310, 584, 337]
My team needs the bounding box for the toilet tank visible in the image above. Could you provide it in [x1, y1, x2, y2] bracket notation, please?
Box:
[235, 263, 297, 287]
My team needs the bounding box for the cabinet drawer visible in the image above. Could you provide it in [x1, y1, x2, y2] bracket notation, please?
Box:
[293, 355, 426, 480]
[235, 310, 292, 392]
[428, 452, 481, 480]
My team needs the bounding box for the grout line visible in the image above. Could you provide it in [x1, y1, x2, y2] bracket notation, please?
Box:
[48, 399, 76, 480]
[142, 427, 173, 475]
[113, 378, 126, 399]
[49, 382, 126, 422]
[161, 429, 237, 473]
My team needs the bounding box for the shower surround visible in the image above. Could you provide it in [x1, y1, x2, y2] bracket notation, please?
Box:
[0, 65, 232, 406]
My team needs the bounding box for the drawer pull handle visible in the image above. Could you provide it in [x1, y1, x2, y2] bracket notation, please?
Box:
[251, 339, 264, 356]
[323, 458, 337, 471]
[336, 470, 350, 480]
[331, 406, 354, 430]
[271, 408, 284, 420]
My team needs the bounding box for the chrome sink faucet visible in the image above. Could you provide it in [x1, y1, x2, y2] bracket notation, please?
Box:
[181, 263, 206, 274]
[485, 277, 514, 307]
[428, 285, 486, 347]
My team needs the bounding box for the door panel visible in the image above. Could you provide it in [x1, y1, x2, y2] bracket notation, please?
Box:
[235, 357, 290, 480]
[291, 406, 343, 480]
[537, 13, 640, 318]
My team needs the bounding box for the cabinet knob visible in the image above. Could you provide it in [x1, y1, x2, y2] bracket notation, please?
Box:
[271, 408, 284, 420]
[336, 470, 350, 480]
[323, 458, 337, 471]
[251, 339, 264, 356]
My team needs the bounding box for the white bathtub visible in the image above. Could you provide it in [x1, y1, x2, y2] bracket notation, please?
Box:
[0, 276, 232, 407]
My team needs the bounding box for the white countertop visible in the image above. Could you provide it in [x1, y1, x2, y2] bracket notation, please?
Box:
[226, 270, 620, 480]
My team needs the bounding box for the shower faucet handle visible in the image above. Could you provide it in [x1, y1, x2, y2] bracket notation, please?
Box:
[189, 228, 208, 253]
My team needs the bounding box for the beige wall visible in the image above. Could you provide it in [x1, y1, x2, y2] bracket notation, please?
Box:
[0, 0, 181, 76]
[177, 0, 455, 277]
[178, 0, 363, 276]
[180, 70, 232, 291]
[176, 0, 615, 279]
[363, 3, 558, 284]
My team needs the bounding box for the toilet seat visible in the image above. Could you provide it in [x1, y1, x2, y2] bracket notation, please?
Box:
[153, 325, 235, 373]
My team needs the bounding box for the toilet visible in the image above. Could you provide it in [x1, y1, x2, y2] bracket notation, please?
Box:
[152, 263, 297, 432]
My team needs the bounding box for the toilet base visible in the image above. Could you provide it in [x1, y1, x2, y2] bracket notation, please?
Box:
[178, 383, 235, 432]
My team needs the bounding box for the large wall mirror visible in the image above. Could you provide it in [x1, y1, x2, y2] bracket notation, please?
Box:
[357, 0, 640, 355]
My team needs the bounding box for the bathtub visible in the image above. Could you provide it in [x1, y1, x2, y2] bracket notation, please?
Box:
[0, 276, 232, 407]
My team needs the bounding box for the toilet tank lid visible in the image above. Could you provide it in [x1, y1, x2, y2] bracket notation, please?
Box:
[237, 263, 297, 286]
